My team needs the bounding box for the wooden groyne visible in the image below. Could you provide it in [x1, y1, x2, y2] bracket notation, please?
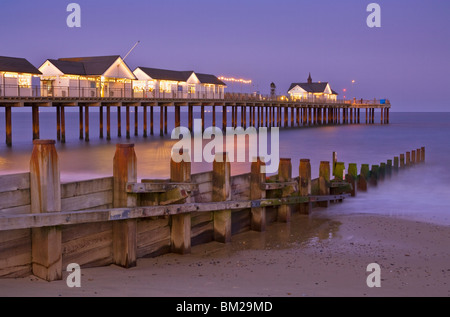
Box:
[0, 141, 421, 281]
[0, 95, 390, 146]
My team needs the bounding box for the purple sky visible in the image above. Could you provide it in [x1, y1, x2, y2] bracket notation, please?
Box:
[1, 0, 449, 111]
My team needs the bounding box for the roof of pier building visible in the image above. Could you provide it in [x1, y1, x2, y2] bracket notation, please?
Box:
[288, 73, 338, 95]
[0, 56, 42, 75]
[134, 67, 226, 86]
[39, 55, 136, 79]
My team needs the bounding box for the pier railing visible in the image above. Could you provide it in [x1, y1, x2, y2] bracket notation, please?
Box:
[0, 141, 425, 281]
[0, 84, 389, 106]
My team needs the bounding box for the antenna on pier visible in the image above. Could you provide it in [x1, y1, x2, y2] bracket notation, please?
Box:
[123, 41, 140, 61]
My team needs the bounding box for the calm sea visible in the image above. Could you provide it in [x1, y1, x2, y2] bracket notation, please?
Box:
[0, 110, 449, 226]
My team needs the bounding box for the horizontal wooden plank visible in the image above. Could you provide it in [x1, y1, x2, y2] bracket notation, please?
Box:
[263, 181, 298, 190]
[0, 194, 349, 231]
[0, 189, 31, 210]
[0, 173, 30, 193]
[61, 177, 113, 199]
[61, 191, 113, 212]
[0, 205, 30, 216]
[126, 182, 198, 193]
[197, 182, 212, 195]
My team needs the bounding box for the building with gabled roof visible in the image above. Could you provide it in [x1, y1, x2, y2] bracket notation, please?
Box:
[0, 56, 41, 97]
[133, 67, 226, 99]
[288, 73, 338, 101]
[38, 55, 135, 98]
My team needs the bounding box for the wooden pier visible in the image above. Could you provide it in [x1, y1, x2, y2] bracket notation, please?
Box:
[0, 141, 422, 281]
[0, 94, 391, 146]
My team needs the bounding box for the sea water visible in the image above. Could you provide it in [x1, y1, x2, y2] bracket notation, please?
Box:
[0, 110, 449, 226]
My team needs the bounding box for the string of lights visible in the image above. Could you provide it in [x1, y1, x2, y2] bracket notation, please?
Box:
[218, 76, 252, 85]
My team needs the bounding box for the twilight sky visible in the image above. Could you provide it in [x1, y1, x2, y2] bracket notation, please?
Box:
[1, 0, 449, 111]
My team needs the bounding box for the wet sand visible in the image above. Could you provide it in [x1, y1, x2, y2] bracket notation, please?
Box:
[0, 211, 449, 297]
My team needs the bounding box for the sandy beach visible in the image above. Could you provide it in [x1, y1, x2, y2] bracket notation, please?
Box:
[0, 210, 449, 297]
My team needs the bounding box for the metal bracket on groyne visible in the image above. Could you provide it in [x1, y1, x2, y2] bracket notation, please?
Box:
[0, 142, 424, 281]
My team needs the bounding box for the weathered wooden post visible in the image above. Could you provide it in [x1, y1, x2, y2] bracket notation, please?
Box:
[251, 158, 266, 232]
[379, 162, 386, 181]
[416, 148, 421, 163]
[99, 106, 104, 139]
[333, 162, 345, 181]
[113, 144, 138, 268]
[150, 105, 154, 135]
[222, 105, 227, 130]
[400, 154, 405, 168]
[299, 159, 312, 214]
[394, 157, 399, 173]
[278, 158, 292, 222]
[386, 160, 393, 178]
[421, 147, 425, 162]
[30, 140, 62, 281]
[56, 106, 61, 141]
[126, 106, 131, 139]
[134, 106, 139, 137]
[411, 150, 416, 165]
[332, 152, 338, 176]
[143, 105, 148, 137]
[358, 164, 370, 192]
[319, 161, 331, 206]
[170, 151, 191, 254]
[370, 165, 379, 186]
[212, 153, 232, 243]
[348, 163, 358, 197]
[406, 152, 411, 167]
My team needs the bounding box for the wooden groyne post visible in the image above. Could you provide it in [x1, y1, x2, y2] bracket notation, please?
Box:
[170, 150, 192, 254]
[212, 153, 232, 243]
[113, 144, 138, 268]
[277, 158, 293, 222]
[251, 158, 266, 232]
[348, 163, 357, 197]
[299, 159, 312, 214]
[30, 140, 62, 281]
[319, 161, 331, 207]
[358, 164, 370, 192]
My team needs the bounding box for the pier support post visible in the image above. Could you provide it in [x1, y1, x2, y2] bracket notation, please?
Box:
[222, 105, 227, 130]
[126, 106, 130, 139]
[112, 144, 138, 268]
[278, 158, 292, 222]
[106, 106, 111, 140]
[5, 106, 12, 146]
[319, 161, 331, 207]
[99, 106, 104, 139]
[357, 108, 360, 123]
[170, 152, 191, 254]
[134, 106, 138, 137]
[421, 147, 425, 162]
[143, 105, 147, 137]
[212, 153, 232, 243]
[251, 158, 266, 232]
[84, 106, 89, 142]
[201, 105, 205, 131]
[31, 106, 40, 141]
[150, 106, 154, 136]
[160, 105, 164, 137]
[175, 105, 181, 128]
[56, 106, 61, 141]
[299, 159, 312, 214]
[117, 106, 122, 138]
[212, 105, 216, 127]
[78, 106, 83, 140]
[61, 106, 66, 143]
[30, 140, 62, 281]
[164, 105, 168, 134]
